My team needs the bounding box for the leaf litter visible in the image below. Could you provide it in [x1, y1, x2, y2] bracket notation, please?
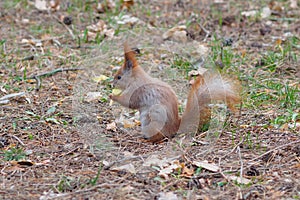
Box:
[0, 0, 299, 199]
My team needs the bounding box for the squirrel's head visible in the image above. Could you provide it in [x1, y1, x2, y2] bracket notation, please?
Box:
[112, 42, 138, 90]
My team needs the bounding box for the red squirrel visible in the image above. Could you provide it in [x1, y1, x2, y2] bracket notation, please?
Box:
[109, 43, 240, 142]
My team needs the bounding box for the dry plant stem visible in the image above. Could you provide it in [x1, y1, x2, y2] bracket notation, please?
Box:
[0, 92, 25, 101]
[28, 68, 83, 90]
[103, 155, 146, 170]
[237, 146, 244, 185]
[197, 21, 210, 42]
[219, 138, 244, 161]
[162, 179, 181, 190]
[8, 134, 25, 146]
[248, 139, 300, 163]
[51, 14, 76, 40]
[29, 67, 84, 79]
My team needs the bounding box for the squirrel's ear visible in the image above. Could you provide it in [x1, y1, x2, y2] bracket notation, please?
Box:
[123, 41, 137, 70]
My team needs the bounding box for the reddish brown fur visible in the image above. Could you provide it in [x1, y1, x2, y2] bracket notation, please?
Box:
[110, 43, 241, 142]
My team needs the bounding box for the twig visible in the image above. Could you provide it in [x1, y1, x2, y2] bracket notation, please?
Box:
[8, 134, 25, 146]
[162, 179, 181, 190]
[237, 146, 244, 190]
[27, 67, 83, 91]
[0, 92, 25, 101]
[28, 67, 84, 79]
[197, 21, 210, 42]
[248, 139, 300, 163]
[218, 138, 244, 167]
[103, 155, 145, 170]
[58, 147, 80, 158]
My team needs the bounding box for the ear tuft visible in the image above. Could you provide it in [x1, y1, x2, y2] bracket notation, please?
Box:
[123, 41, 138, 69]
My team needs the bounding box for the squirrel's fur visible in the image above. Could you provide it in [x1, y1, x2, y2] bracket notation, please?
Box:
[109, 43, 240, 142]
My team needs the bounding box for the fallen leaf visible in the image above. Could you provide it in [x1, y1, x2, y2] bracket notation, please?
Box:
[111, 163, 136, 174]
[116, 15, 141, 25]
[192, 161, 220, 172]
[158, 163, 179, 178]
[102, 160, 110, 167]
[241, 10, 258, 17]
[87, 20, 106, 32]
[106, 122, 117, 132]
[34, 0, 48, 11]
[92, 75, 109, 82]
[182, 166, 194, 177]
[158, 160, 182, 179]
[163, 25, 187, 42]
[112, 88, 122, 96]
[290, 0, 298, 8]
[85, 92, 102, 102]
[84, 20, 115, 41]
[96, 0, 116, 13]
[261, 7, 271, 19]
[228, 175, 251, 184]
[143, 155, 177, 169]
[49, 0, 60, 11]
[158, 192, 178, 200]
[121, 0, 134, 10]
[10, 160, 35, 167]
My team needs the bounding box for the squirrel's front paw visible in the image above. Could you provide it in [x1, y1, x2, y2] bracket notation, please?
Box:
[109, 94, 115, 100]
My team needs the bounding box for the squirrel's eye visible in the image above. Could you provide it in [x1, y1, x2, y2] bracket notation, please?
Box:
[117, 76, 121, 80]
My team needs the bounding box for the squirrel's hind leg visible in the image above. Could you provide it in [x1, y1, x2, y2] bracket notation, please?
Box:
[140, 104, 168, 142]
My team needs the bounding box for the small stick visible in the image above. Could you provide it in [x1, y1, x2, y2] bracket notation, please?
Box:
[248, 139, 300, 163]
[8, 134, 25, 146]
[27, 67, 83, 91]
[0, 92, 25, 101]
[237, 146, 244, 186]
[28, 67, 84, 79]
[197, 21, 210, 42]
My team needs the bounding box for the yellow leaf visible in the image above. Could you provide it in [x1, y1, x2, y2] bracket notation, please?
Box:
[112, 88, 122, 95]
[92, 75, 109, 82]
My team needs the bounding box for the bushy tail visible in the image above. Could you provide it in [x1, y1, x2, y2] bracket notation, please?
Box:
[178, 71, 241, 133]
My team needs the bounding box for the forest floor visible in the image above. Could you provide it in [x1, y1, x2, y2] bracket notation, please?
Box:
[0, 0, 299, 199]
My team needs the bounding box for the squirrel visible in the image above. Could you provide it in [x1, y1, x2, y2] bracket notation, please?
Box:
[109, 43, 240, 142]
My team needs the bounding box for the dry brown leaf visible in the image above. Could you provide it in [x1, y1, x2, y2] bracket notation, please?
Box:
[163, 25, 187, 42]
[96, 0, 116, 13]
[106, 122, 117, 132]
[11, 160, 35, 167]
[121, 0, 134, 10]
[87, 20, 106, 33]
[182, 166, 194, 177]
[49, 0, 60, 11]
[84, 20, 115, 41]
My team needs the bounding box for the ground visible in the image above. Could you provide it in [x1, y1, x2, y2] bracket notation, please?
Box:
[0, 0, 299, 199]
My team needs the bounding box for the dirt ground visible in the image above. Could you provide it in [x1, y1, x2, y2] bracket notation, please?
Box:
[0, 0, 299, 199]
